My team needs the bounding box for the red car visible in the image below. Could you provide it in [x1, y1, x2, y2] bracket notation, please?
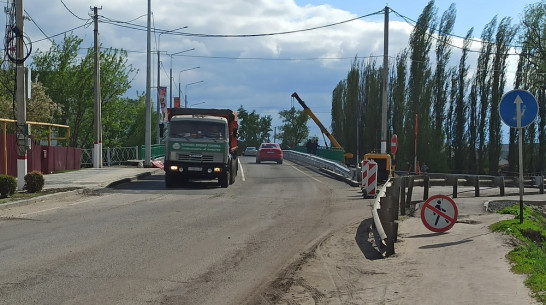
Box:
[256, 143, 283, 164]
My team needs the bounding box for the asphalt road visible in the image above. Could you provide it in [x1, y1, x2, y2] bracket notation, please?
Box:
[0, 157, 368, 304]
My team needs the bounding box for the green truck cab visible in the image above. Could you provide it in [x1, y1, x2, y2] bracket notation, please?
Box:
[163, 108, 238, 188]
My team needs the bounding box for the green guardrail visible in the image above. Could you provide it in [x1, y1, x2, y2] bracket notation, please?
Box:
[290, 146, 345, 163]
[139, 144, 165, 160]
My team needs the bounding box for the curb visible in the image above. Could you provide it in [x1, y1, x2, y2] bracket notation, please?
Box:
[0, 169, 161, 210]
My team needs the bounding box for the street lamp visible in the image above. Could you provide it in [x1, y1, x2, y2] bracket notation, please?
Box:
[168, 48, 194, 108]
[178, 66, 200, 105]
[185, 81, 204, 108]
[156, 27, 187, 144]
[190, 101, 206, 108]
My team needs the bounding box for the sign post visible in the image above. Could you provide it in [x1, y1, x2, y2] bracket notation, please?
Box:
[391, 134, 397, 172]
[499, 89, 538, 224]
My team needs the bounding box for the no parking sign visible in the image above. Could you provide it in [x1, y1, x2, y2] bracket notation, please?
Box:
[421, 195, 458, 232]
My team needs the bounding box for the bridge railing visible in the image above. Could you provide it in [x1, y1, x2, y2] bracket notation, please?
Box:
[283, 150, 351, 178]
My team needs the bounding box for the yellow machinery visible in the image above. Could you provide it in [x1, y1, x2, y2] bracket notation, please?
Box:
[291, 92, 353, 160]
[363, 153, 392, 182]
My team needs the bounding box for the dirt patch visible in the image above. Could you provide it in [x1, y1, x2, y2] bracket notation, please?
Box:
[0, 187, 82, 206]
[253, 213, 540, 305]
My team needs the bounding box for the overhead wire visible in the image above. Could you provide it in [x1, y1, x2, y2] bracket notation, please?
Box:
[389, 8, 524, 56]
[59, 0, 89, 21]
[98, 9, 386, 38]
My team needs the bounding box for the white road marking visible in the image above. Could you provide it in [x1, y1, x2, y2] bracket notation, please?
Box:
[290, 165, 324, 184]
[238, 159, 246, 182]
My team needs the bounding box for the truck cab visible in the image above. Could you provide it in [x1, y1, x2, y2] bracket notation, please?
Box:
[164, 110, 238, 188]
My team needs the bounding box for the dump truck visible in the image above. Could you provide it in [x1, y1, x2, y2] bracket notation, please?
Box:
[163, 108, 238, 188]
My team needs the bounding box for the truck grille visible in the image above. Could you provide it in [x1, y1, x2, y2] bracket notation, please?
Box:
[177, 153, 215, 162]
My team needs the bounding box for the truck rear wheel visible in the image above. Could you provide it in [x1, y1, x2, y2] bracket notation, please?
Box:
[229, 160, 236, 185]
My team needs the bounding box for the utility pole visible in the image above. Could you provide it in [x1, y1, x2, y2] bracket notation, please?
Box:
[145, 0, 152, 166]
[92, 6, 103, 168]
[156, 49, 161, 144]
[380, 6, 389, 154]
[15, 0, 27, 190]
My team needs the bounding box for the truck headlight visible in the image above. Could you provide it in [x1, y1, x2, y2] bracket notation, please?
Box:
[170, 165, 179, 171]
[213, 167, 221, 173]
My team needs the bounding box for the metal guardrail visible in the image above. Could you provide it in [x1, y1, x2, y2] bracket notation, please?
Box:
[371, 179, 392, 257]
[283, 150, 351, 178]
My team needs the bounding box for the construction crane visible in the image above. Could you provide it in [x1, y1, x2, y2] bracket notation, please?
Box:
[291, 92, 353, 160]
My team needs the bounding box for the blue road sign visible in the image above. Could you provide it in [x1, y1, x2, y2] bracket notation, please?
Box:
[499, 89, 538, 128]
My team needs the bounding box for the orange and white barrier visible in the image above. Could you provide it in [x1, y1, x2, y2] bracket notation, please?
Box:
[365, 160, 377, 197]
[361, 160, 369, 190]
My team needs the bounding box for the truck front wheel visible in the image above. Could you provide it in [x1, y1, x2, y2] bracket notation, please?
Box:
[165, 171, 176, 188]
[219, 170, 229, 188]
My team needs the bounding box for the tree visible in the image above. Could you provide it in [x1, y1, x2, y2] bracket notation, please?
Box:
[453, 29, 473, 172]
[389, 50, 408, 169]
[474, 17, 497, 174]
[331, 81, 345, 144]
[516, 2, 546, 173]
[488, 17, 519, 173]
[404, 0, 436, 169]
[122, 95, 157, 147]
[237, 106, 272, 149]
[277, 107, 309, 148]
[30, 34, 135, 148]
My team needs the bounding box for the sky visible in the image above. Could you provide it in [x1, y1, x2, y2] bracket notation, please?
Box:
[7, 0, 540, 146]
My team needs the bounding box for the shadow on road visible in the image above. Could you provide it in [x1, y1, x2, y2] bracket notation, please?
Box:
[109, 173, 225, 191]
[354, 218, 383, 260]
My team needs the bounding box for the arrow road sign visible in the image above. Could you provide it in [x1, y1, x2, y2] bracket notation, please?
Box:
[499, 89, 538, 128]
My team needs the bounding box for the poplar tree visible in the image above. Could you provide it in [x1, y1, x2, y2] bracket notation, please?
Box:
[488, 17, 518, 173]
[405, 0, 436, 169]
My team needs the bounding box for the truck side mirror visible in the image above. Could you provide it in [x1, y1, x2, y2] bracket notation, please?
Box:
[159, 123, 165, 138]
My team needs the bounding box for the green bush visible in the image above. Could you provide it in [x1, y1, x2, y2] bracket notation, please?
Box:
[0, 175, 17, 198]
[24, 171, 44, 193]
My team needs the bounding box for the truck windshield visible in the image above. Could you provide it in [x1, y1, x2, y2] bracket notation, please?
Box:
[170, 121, 226, 139]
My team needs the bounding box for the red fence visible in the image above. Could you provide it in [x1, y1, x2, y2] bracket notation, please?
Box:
[0, 134, 81, 177]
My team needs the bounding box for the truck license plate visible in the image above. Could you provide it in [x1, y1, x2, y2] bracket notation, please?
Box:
[188, 167, 202, 171]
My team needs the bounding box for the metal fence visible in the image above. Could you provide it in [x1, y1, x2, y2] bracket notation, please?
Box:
[81, 146, 139, 167]
[81, 145, 166, 167]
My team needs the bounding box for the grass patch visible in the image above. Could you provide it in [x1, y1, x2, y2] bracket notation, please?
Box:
[490, 204, 546, 304]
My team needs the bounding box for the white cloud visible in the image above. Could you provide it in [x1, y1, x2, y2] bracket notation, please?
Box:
[15, 0, 527, 146]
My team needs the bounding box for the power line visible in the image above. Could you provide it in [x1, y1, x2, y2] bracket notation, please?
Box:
[390, 8, 524, 56]
[24, 10, 51, 42]
[30, 22, 92, 44]
[59, 0, 89, 21]
[98, 9, 385, 38]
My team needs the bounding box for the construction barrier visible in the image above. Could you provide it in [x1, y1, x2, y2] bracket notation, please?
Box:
[365, 160, 378, 197]
[361, 160, 369, 190]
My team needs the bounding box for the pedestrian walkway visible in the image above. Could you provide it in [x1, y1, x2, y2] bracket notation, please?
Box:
[42, 166, 163, 191]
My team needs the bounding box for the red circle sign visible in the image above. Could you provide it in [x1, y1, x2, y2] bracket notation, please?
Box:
[391, 134, 398, 154]
[421, 195, 458, 233]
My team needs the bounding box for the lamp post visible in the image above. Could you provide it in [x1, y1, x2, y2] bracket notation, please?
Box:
[185, 81, 204, 108]
[168, 48, 194, 108]
[156, 27, 187, 144]
[190, 101, 206, 108]
[178, 67, 200, 105]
